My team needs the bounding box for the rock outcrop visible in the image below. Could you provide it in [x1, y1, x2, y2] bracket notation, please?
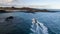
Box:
[5, 16, 14, 21]
[0, 10, 7, 13]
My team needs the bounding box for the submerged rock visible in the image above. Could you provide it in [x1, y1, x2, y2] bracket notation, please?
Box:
[5, 16, 14, 21]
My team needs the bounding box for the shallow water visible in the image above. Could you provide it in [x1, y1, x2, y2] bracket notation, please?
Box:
[0, 11, 60, 34]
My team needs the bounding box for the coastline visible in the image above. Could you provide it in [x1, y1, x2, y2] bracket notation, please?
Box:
[0, 7, 48, 12]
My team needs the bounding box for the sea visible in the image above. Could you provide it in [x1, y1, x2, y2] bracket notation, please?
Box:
[0, 10, 60, 34]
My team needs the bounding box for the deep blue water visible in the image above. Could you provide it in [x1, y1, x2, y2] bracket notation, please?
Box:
[0, 11, 60, 34]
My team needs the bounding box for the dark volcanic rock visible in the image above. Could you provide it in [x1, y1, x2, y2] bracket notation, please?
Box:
[0, 10, 7, 13]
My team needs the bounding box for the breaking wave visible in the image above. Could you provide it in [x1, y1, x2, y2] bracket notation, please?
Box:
[30, 18, 49, 34]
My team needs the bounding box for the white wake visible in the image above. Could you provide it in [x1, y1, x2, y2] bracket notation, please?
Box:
[30, 18, 49, 34]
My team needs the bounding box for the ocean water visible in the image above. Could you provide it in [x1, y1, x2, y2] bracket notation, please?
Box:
[0, 11, 60, 34]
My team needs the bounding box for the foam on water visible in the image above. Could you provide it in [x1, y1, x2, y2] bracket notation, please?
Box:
[30, 18, 49, 34]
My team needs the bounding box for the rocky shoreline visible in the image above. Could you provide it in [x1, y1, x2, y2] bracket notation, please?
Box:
[0, 7, 48, 13]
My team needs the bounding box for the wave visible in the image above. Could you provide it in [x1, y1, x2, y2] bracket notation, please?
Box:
[30, 18, 49, 34]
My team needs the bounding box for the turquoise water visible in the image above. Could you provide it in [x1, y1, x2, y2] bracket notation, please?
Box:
[0, 11, 60, 34]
